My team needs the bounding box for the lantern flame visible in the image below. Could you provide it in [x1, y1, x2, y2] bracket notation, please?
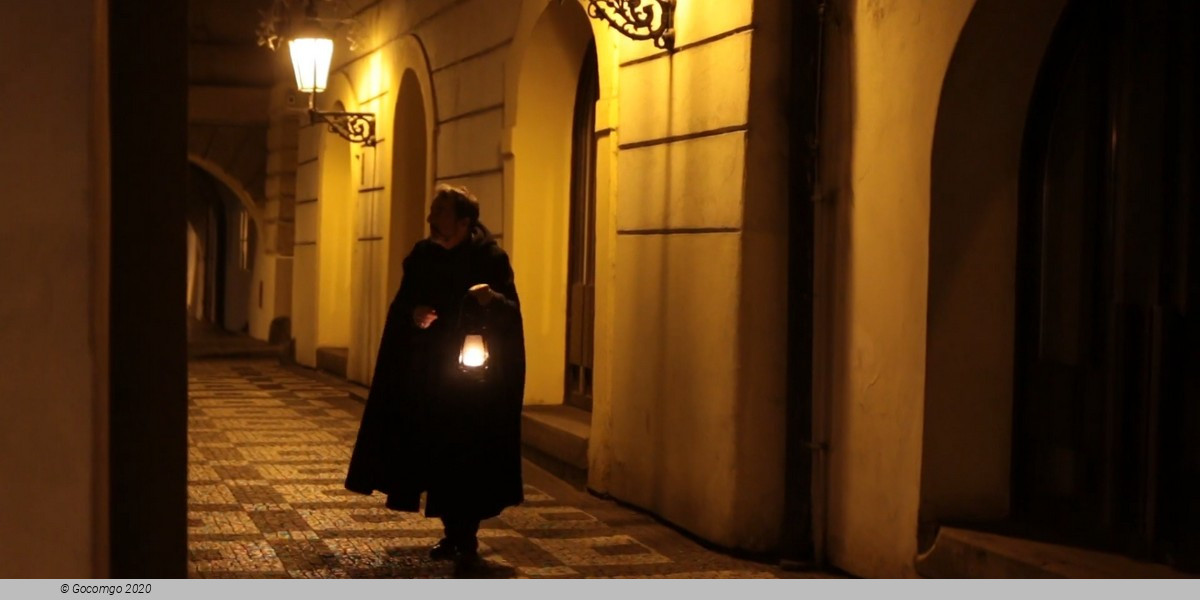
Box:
[460, 334, 488, 368]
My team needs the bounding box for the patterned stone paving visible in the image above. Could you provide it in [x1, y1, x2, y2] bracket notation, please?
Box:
[188, 358, 831, 579]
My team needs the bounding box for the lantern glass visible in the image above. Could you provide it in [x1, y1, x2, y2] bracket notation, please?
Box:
[288, 37, 334, 93]
[459, 334, 488, 368]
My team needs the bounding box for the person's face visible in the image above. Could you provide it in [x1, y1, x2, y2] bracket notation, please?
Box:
[427, 196, 468, 247]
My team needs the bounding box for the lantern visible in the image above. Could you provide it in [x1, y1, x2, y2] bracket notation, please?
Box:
[288, 35, 333, 94]
[456, 290, 493, 382]
[261, 2, 377, 146]
[459, 333, 489, 371]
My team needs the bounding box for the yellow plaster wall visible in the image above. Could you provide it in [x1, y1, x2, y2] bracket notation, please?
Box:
[609, 232, 743, 535]
[291, 123, 323, 364]
[424, 0, 518, 254]
[0, 0, 107, 576]
[248, 249, 286, 342]
[290, 68, 374, 378]
[316, 98, 355, 351]
[816, 0, 975, 578]
[601, 0, 789, 550]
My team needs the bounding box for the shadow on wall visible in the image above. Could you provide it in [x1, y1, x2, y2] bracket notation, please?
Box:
[920, 0, 1070, 548]
[813, 0, 857, 569]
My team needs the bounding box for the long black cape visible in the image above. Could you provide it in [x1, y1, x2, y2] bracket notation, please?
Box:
[345, 228, 526, 519]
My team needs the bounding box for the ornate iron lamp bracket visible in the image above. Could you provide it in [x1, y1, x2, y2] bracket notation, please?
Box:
[300, 74, 376, 147]
[586, 0, 676, 50]
[259, 0, 376, 146]
[309, 109, 377, 147]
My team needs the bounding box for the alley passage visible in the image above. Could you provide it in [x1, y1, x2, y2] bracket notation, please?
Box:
[187, 358, 804, 578]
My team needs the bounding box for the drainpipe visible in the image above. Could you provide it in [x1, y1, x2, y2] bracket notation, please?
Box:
[781, 0, 828, 570]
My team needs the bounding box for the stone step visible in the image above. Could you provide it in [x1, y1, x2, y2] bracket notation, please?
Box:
[521, 404, 591, 488]
[315, 347, 349, 378]
[916, 526, 1190, 578]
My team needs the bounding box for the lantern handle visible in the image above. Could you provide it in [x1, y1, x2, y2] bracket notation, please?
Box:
[454, 289, 492, 333]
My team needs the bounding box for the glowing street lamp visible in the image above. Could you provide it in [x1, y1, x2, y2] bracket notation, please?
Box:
[260, 1, 377, 146]
[288, 35, 333, 94]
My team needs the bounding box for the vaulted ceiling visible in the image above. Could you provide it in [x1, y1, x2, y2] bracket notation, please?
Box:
[188, 0, 280, 205]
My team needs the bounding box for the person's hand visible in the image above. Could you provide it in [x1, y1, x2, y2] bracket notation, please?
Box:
[413, 305, 438, 329]
[468, 283, 495, 306]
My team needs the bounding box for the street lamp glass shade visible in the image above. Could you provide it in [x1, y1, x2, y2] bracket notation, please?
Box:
[459, 334, 488, 368]
[289, 37, 334, 93]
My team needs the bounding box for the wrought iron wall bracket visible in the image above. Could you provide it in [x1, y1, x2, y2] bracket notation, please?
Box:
[586, 0, 676, 51]
[309, 109, 376, 147]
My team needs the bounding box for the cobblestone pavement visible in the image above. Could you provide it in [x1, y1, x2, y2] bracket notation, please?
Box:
[188, 358, 831, 579]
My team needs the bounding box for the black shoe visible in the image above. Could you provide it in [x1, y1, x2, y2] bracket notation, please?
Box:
[429, 538, 459, 561]
[455, 539, 479, 562]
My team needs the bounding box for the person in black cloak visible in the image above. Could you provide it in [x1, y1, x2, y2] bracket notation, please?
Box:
[345, 184, 526, 562]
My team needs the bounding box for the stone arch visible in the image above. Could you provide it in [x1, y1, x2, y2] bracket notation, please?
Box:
[187, 154, 264, 230]
[504, 1, 617, 130]
[387, 69, 429, 301]
[382, 35, 438, 277]
[366, 34, 439, 381]
[503, 0, 614, 408]
[185, 162, 257, 333]
[919, 0, 1071, 543]
[187, 156, 264, 334]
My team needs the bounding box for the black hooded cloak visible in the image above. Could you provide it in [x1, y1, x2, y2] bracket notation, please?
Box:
[345, 226, 526, 520]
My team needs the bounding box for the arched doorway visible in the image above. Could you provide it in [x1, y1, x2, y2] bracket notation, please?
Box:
[387, 69, 429, 308]
[509, 0, 599, 409]
[565, 41, 600, 412]
[372, 68, 432, 381]
[186, 163, 255, 333]
[1014, 0, 1199, 568]
[921, 0, 1070, 546]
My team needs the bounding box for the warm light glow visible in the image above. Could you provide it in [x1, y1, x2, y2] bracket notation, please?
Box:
[365, 51, 385, 106]
[459, 334, 488, 368]
[289, 37, 334, 93]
